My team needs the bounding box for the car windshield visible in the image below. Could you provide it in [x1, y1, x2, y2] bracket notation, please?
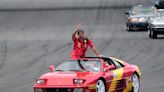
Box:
[56, 60, 101, 72]
[132, 6, 155, 15]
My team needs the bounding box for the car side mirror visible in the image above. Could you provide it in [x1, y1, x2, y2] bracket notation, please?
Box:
[104, 65, 115, 72]
[125, 11, 130, 15]
[49, 65, 55, 72]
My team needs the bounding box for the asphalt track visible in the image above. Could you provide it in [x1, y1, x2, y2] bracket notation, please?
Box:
[0, 0, 164, 92]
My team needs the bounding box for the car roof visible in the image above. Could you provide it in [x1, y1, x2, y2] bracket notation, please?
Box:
[133, 4, 154, 8]
[130, 5, 156, 15]
[133, 5, 155, 10]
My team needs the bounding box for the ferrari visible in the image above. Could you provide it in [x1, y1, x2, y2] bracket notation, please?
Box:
[34, 56, 141, 92]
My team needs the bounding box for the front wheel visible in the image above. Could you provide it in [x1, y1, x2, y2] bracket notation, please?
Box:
[126, 24, 132, 31]
[152, 31, 157, 39]
[148, 29, 152, 38]
[96, 79, 105, 92]
[131, 74, 140, 92]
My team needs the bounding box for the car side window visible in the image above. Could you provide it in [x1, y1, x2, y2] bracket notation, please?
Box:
[112, 60, 124, 69]
[105, 59, 116, 69]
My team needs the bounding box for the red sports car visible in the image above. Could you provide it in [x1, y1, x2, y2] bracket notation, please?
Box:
[34, 56, 141, 92]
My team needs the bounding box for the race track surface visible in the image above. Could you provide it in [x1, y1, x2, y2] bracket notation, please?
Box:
[0, 0, 164, 92]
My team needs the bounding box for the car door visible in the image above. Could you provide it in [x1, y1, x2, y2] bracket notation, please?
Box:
[112, 59, 134, 92]
[105, 59, 125, 91]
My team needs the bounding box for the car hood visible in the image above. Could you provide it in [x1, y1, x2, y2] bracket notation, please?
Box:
[38, 71, 101, 86]
[151, 17, 164, 24]
[130, 14, 155, 19]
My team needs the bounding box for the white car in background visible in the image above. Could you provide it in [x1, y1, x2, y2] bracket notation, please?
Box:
[148, 9, 164, 38]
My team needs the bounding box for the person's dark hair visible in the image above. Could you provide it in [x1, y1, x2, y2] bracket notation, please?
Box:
[77, 29, 84, 35]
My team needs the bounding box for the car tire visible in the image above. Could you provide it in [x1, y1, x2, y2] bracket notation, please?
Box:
[126, 26, 130, 31]
[126, 24, 132, 31]
[148, 29, 152, 38]
[152, 31, 157, 39]
[131, 74, 140, 92]
[96, 79, 105, 92]
[126, 27, 129, 31]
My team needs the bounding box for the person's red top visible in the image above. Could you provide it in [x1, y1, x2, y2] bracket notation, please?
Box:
[70, 37, 94, 59]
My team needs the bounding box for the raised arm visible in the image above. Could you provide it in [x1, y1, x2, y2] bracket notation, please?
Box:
[72, 24, 81, 41]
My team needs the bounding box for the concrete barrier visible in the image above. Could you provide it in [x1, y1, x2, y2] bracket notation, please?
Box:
[0, 0, 154, 10]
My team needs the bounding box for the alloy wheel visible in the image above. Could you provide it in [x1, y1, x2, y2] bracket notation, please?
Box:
[96, 80, 105, 92]
[132, 74, 140, 92]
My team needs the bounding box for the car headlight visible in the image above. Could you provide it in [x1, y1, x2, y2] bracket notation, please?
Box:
[36, 79, 46, 84]
[73, 79, 85, 84]
[128, 18, 138, 22]
[35, 88, 44, 92]
[138, 17, 146, 22]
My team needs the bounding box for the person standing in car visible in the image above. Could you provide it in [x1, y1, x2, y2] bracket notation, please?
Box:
[70, 24, 102, 59]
